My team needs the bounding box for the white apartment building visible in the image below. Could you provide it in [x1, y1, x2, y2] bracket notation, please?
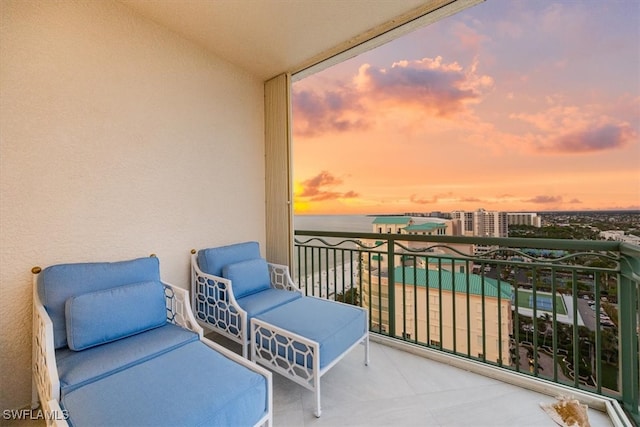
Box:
[508, 212, 542, 227]
[600, 230, 640, 245]
[364, 217, 474, 272]
[451, 209, 509, 237]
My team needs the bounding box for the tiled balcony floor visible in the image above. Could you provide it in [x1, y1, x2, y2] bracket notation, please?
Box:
[208, 332, 614, 427]
[14, 333, 617, 427]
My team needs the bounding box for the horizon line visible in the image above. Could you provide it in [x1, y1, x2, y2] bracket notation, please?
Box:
[294, 209, 640, 216]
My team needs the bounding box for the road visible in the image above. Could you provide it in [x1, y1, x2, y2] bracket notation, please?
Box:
[577, 298, 598, 331]
[517, 346, 571, 382]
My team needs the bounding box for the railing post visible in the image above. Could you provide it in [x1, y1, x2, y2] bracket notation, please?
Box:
[293, 230, 638, 422]
[619, 244, 639, 422]
[388, 236, 395, 338]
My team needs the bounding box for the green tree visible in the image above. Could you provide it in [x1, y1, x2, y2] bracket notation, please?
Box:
[601, 328, 618, 365]
[335, 288, 359, 306]
[540, 313, 553, 348]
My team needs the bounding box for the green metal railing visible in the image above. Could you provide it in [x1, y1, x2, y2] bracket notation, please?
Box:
[294, 230, 640, 421]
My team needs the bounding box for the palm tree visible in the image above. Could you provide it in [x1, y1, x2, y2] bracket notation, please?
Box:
[522, 320, 533, 343]
[540, 313, 552, 348]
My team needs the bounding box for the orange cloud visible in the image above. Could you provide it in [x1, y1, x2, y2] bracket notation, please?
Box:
[523, 195, 564, 204]
[292, 56, 494, 138]
[546, 124, 635, 152]
[296, 171, 359, 202]
[355, 56, 493, 116]
[292, 87, 370, 137]
[510, 102, 638, 154]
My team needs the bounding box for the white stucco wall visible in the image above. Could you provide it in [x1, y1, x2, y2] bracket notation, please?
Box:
[0, 0, 265, 410]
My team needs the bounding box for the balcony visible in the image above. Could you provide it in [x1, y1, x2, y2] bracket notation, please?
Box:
[12, 232, 636, 427]
[205, 333, 616, 426]
[294, 230, 640, 425]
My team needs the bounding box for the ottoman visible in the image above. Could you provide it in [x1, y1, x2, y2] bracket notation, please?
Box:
[250, 296, 369, 417]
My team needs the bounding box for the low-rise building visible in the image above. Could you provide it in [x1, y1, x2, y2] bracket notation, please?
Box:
[600, 230, 640, 245]
[364, 266, 512, 364]
[508, 213, 542, 228]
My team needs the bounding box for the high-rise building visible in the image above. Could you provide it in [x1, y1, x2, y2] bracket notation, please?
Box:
[451, 209, 509, 237]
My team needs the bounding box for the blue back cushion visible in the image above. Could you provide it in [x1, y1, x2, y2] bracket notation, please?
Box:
[65, 281, 167, 351]
[197, 241, 261, 277]
[38, 257, 161, 349]
[222, 258, 271, 299]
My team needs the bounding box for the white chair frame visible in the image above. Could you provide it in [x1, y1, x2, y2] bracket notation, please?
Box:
[251, 303, 369, 417]
[32, 266, 273, 427]
[190, 252, 301, 358]
[190, 251, 369, 417]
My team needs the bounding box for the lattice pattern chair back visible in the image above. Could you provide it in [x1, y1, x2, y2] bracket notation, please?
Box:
[190, 242, 368, 418]
[191, 242, 303, 358]
[191, 260, 245, 343]
[267, 263, 300, 292]
[32, 255, 273, 427]
[164, 284, 201, 336]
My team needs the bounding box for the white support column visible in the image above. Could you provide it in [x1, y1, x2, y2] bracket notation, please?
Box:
[264, 73, 294, 268]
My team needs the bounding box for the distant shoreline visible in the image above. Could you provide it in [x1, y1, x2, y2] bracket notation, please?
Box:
[294, 210, 640, 216]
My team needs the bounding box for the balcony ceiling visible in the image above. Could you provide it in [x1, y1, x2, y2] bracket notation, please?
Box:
[119, 0, 448, 81]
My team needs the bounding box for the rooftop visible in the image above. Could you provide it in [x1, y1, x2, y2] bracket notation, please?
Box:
[404, 222, 447, 231]
[372, 216, 413, 225]
[395, 267, 513, 299]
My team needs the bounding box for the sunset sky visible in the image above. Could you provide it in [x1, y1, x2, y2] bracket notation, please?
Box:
[292, 1, 640, 215]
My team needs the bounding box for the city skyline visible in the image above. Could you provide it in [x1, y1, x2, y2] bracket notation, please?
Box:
[292, 1, 640, 215]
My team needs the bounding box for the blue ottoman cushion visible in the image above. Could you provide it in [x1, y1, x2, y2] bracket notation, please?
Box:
[255, 297, 366, 369]
[61, 341, 268, 427]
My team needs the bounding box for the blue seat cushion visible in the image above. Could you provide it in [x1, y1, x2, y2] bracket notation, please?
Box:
[237, 288, 302, 319]
[197, 241, 261, 277]
[57, 323, 198, 395]
[254, 297, 367, 369]
[37, 257, 161, 349]
[223, 258, 271, 299]
[65, 280, 166, 351]
[61, 341, 268, 427]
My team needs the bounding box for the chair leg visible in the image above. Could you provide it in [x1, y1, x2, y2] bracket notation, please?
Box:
[314, 379, 321, 418]
[364, 335, 370, 366]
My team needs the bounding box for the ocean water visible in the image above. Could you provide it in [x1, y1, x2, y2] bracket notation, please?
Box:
[293, 214, 375, 233]
[292, 215, 452, 296]
[292, 214, 449, 296]
[292, 215, 374, 297]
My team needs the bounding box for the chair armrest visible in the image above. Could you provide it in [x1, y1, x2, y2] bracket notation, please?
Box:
[163, 282, 203, 338]
[267, 263, 302, 294]
[32, 271, 61, 415]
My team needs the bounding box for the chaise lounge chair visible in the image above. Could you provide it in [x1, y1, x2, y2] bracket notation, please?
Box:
[191, 241, 369, 417]
[32, 255, 272, 426]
